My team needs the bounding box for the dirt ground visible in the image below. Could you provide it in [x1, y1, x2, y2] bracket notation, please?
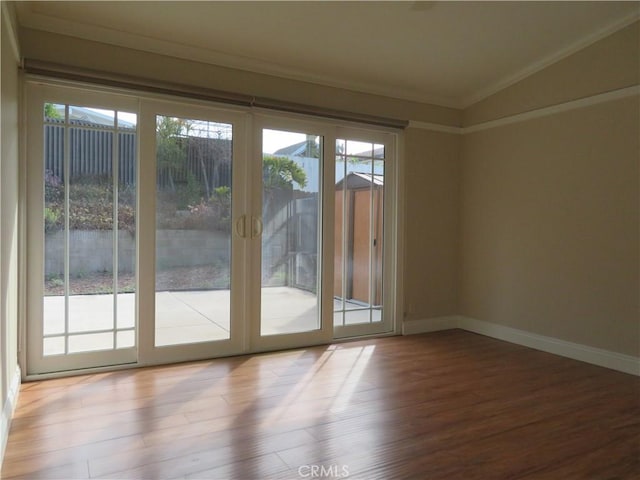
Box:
[45, 265, 230, 296]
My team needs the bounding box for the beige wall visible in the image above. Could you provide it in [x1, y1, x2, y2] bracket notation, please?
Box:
[404, 128, 460, 320]
[1, 0, 21, 465]
[460, 96, 639, 356]
[460, 20, 639, 357]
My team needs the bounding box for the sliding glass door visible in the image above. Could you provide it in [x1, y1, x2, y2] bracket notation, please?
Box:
[250, 118, 334, 351]
[252, 122, 396, 348]
[333, 130, 395, 338]
[26, 84, 140, 374]
[137, 101, 247, 365]
[25, 82, 398, 375]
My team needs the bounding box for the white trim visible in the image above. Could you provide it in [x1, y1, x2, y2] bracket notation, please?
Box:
[403, 316, 640, 376]
[464, 85, 640, 133]
[459, 317, 640, 376]
[393, 131, 405, 337]
[462, 10, 640, 107]
[407, 121, 463, 135]
[1, 366, 21, 468]
[1, 1, 21, 63]
[409, 85, 640, 134]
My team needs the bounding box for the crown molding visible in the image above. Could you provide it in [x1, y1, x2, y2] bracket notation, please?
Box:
[2, 1, 21, 63]
[462, 10, 640, 108]
[464, 85, 640, 133]
[407, 121, 463, 134]
[16, 8, 461, 109]
[410, 85, 639, 134]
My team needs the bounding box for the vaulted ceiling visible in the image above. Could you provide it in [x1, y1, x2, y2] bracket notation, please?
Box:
[15, 1, 640, 108]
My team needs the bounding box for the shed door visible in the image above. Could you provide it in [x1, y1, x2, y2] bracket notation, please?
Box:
[351, 189, 372, 302]
[350, 188, 383, 304]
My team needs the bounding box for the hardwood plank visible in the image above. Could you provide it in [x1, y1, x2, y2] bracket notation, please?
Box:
[1, 460, 90, 480]
[515, 434, 640, 479]
[96, 429, 315, 479]
[2, 330, 638, 480]
[182, 452, 289, 480]
[1, 435, 145, 478]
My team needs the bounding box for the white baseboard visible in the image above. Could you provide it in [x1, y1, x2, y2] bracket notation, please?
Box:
[403, 316, 640, 376]
[1, 365, 21, 469]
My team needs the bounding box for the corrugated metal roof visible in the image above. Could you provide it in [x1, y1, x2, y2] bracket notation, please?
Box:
[351, 172, 384, 185]
[273, 141, 307, 156]
[335, 172, 384, 190]
[49, 105, 136, 129]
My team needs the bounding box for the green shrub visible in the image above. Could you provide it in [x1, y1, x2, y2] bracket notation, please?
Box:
[44, 207, 63, 232]
[176, 171, 203, 210]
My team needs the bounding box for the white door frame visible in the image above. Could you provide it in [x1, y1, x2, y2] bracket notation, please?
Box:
[137, 98, 250, 366]
[25, 82, 140, 374]
[332, 126, 398, 339]
[248, 114, 336, 353]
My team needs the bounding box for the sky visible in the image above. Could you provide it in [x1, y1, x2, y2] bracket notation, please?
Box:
[263, 129, 311, 154]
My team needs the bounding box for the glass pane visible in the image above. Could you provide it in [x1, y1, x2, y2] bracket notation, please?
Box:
[345, 140, 374, 157]
[261, 129, 321, 335]
[117, 113, 137, 330]
[117, 330, 135, 349]
[333, 311, 344, 328]
[43, 337, 65, 356]
[68, 332, 114, 353]
[117, 111, 137, 130]
[334, 139, 384, 326]
[68, 126, 115, 332]
[344, 310, 372, 325]
[44, 103, 65, 124]
[70, 105, 114, 128]
[42, 103, 137, 359]
[333, 163, 345, 312]
[44, 117, 66, 336]
[155, 115, 232, 346]
[351, 175, 372, 305]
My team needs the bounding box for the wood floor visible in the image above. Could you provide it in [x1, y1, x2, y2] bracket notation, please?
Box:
[2, 330, 639, 479]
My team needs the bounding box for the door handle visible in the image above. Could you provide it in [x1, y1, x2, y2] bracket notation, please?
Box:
[235, 215, 247, 238]
[251, 216, 263, 238]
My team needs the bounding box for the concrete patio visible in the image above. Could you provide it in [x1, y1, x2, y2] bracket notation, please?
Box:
[43, 287, 381, 354]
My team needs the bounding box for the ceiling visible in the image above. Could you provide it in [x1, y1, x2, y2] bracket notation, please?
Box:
[15, 1, 640, 108]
